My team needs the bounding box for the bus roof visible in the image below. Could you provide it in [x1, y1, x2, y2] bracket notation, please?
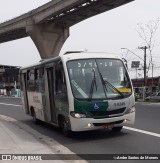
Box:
[20, 52, 121, 70]
[62, 51, 120, 61]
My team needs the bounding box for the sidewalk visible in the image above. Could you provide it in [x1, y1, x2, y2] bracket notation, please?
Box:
[0, 115, 87, 163]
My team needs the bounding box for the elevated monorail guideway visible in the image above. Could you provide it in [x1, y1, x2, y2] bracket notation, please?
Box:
[0, 0, 134, 59]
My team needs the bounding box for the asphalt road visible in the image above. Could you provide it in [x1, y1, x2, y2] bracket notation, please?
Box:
[0, 97, 160, 163]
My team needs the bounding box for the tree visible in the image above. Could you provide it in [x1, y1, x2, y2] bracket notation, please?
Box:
[136, 18, 159, 88]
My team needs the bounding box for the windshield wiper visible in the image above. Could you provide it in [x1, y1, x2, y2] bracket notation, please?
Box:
[95, 59, 124, 99]
[104, 79, 124, 98]
[92, 59, 108, 98]
[89, 69, 97, 100]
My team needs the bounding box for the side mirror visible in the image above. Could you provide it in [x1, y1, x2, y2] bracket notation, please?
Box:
[122, 58, 128, 69]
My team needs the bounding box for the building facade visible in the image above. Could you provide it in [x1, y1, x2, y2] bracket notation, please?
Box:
[132, 76, 160, 96]
[0, 64, 20, 95]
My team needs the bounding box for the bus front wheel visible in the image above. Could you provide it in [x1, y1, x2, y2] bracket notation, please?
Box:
[32, 109, 40, 124]
[59, 117, 71, 137]
[112, 126, 123, 132]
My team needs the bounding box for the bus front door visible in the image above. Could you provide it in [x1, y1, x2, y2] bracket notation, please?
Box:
[21, 73, 29, 114]
[47, 67, 57, 123]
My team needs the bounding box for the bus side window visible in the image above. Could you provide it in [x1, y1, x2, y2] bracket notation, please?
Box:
[55, 61, 66, 94]
[26, 70, 30, 90]
[35, 68, 45, 93]
[27, 69, 35, 92]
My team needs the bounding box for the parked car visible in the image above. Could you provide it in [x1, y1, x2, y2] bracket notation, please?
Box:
[145, 91, 160, 101]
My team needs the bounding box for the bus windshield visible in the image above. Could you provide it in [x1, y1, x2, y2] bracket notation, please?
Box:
[67, 58, 132, 100]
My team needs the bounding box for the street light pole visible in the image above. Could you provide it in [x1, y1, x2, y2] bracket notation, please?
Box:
[121, 48, 144, 62]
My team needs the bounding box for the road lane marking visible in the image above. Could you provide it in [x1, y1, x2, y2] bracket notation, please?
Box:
[1, 102, 160, 139]
[0, 103, 22, 107]
[124, 126, 160, 138]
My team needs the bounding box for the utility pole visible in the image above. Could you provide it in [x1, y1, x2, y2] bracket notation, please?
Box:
[138, 46, 148, 100]
[138, 46, 148, 87]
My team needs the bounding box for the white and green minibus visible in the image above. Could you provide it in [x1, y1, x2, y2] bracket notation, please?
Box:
[20, 52, 135, 136]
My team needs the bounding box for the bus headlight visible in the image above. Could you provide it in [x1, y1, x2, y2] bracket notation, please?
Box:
[70, 111, 87, 118]
[126, 106, 135, 114]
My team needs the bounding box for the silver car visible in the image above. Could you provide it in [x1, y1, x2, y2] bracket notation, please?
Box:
[145, 91, 160, 101]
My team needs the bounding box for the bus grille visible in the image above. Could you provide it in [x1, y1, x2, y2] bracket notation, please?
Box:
[90, 107, 126, 118]
[93, 120, 124, 126]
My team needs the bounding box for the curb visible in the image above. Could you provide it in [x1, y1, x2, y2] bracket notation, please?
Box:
[0, 115, 88, 163]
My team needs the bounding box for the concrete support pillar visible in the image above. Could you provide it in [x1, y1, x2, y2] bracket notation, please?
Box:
[26, 20, 69, 59]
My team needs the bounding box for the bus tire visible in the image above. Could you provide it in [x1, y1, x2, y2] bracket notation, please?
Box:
[59, 117, 71, 137]
[32, 109, 40, 124]
[112, 126, 123, 132]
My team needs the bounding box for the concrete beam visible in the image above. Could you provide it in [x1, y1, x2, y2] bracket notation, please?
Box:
[33, 0, 87, 24]
[0, 0, 134, 59]
[26, 20, 69, 59]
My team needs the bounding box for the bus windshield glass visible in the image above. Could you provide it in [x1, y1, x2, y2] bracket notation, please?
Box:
[67, 58, 132, 100]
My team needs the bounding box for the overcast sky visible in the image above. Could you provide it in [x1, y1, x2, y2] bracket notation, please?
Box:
[0, 0, 160, 79]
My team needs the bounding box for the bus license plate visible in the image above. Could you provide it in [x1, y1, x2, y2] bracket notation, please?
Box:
[102, 124, 114, 129]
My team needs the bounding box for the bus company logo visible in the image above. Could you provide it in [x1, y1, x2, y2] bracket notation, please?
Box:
[93, 103, 100, 110]
[2, 155, 11, 160]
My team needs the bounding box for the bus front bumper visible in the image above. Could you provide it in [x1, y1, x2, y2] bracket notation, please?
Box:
[70, 112, 135, 132]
